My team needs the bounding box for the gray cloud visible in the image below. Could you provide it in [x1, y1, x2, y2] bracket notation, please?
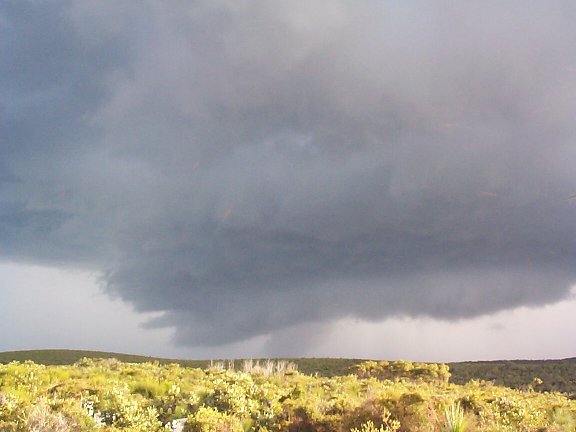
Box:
[1, 0, 575, 348]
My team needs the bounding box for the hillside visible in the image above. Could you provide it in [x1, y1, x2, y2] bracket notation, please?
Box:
[0, 349, 205, 368]
[449, 358, 576, 395]
[0, 350, 360, 376]
[1, 357, 576, 431]
[1, 350, 576, 396]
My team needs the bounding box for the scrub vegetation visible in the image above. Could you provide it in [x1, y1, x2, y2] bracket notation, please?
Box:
[2, 351, 576, 394]
[1, 357, 576, 431]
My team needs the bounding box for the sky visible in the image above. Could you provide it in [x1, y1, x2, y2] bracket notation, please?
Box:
[1, 0, 575, 361]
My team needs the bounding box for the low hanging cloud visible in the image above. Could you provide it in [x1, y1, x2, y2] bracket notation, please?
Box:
[1, 0, 575, 347]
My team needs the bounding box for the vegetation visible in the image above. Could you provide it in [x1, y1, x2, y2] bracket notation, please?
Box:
[0, 351, 207, 369]
[1, 357, 576, 431]
[442, 403, 465, 432]
[449, 359, 576, 395]
[354, 360, 450, 384]
[3, 351, 576, 395]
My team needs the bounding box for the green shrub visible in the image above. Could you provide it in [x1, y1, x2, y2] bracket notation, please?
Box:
[442, 402, 465, 432]
[97, 387, 162, 431]
[354, 360, 450, 384]
[551, 406, 576, 431]
[130, 380, 168, 399]
[351, 418, 400, 432]
[185, 407, 243, 432]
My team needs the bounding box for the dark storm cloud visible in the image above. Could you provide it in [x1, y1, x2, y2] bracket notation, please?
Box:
[2, 0, 575, 346]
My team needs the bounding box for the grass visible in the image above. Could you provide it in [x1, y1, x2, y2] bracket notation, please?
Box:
[443, 402, 465, 432]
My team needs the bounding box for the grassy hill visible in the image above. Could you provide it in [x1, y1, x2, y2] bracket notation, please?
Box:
[449, 358, 576, 395]
[2, 349, 576, 396]
[1, 357, 576, 431]
[0, 349, 205, 368]
[0, 350, 360, 376]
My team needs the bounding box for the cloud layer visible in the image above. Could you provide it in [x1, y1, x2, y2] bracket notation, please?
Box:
[2, 0, 575, 347]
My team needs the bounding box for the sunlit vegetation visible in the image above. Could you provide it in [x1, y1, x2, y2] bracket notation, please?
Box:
[3, 351, 576, 395]
[1, 358, 576, 431]
[0, 351, 207, 369]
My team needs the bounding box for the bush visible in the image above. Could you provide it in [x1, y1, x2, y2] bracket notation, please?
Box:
[185, 407, 243, 432]
[351, 418, 400, 432]
[354, 360, 450, 384]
